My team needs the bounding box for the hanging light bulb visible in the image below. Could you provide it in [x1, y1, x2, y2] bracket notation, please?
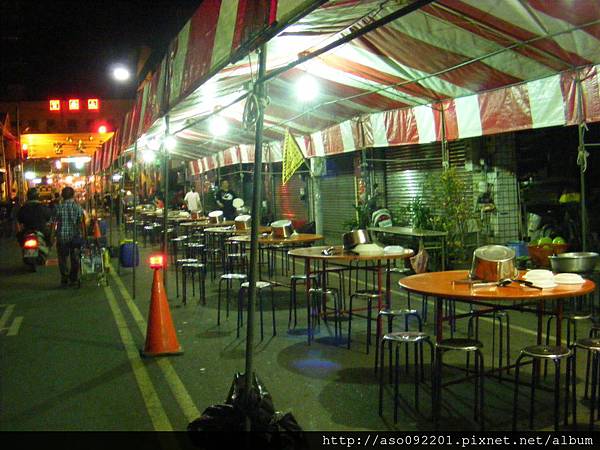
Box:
[142, 149, 156, 163]
[295, 74, 319, 102]
[209, 115, 229, 137]
[164, 135, 177, 151]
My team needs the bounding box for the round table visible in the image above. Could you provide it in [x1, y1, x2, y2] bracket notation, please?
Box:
[399, 270, 595, 344]
[288, 245, 414, 344]
[230, 232, 323, 245]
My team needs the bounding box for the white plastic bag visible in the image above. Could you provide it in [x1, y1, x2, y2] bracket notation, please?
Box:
[410, 240, 429, 274]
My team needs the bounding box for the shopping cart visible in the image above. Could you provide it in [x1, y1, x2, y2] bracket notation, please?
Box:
[80, 237, 109, 287]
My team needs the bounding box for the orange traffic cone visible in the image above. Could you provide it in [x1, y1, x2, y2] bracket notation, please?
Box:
[92, 219, 102, 239]
[141, 269, 183, 357]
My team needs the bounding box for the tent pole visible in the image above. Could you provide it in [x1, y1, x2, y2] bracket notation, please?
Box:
[243, 44, 267, 430]
[132, 142, 138, 299]
[163, 115, 170, 292]
[576, 75, 588, 251]
[578, 123, 588, 251]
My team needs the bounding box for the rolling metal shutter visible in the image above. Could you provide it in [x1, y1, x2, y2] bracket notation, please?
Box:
[383, 140, 472, 223]
[273, 172, 309, 224]
[320, 171, 356, 245]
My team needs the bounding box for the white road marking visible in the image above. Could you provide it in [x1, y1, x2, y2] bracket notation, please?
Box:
[6, 317, 23, 336]
[0, 305, 15, 330]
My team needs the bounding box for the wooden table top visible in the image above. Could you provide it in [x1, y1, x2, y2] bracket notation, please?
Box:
[230, 233, 324, 245]
[288, 245, 414, 262]
[399, 270, 595, 301]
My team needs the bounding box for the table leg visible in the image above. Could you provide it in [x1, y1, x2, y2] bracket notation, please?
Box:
[555, 300, 564, 346]
[306, 257, 312, 345]
[377, 260, 383, 342]
[385, 260, 391, 309]
[537, 301, 543, 346]
[436, 298, 443, 342]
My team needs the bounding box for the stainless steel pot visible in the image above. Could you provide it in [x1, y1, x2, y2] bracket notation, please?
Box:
[342, 229, 371, 250]
[470, 245, 517, 282]
[271, 220, 294, 238]
[208, 210, 224, 224]
[234, 215, 251, 231]
[549, 252, 599, 274]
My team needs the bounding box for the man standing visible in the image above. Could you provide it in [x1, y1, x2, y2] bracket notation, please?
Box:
[184, 185, 202, 215]
[215, 179, 237, 220]
[53, 187, 84, 287]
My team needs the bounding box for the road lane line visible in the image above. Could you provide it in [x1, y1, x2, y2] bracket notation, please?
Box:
[6, 316, 23, 336]
[103, 284, 173, 431]
[0, 305, 15, 330]
[108, 266, 201, 423]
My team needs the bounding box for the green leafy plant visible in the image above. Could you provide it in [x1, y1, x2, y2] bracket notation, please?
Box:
[344, 203, 372, 230]
[399, 196, 433, 229]
[425, 168, 479, 264]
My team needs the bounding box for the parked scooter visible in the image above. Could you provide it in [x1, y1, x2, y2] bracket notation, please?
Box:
[21, 231, 49, 272]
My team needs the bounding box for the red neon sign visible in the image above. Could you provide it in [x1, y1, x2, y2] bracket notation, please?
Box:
[87, 98, 99, 110]
[68, 99, 80, 111]
[49, 99, 61, 111]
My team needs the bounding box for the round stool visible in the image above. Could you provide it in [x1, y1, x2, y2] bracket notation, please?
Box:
[175, 258, 198, 298]
[237, 281, 275, 341]
[308, 288, 343, 345]
[170, 236, 188, 265]
[348, 290, 380, 353]
[434, 338, 485, 430]
[467, 309, 511, 377]
[288, 273, 319, 329]
[378, 331, 434, 423]
[181, 262, 206, 306]
[577, 337, 600, 429]
[217, 273, 247, 326]
[374, 308, 422, 373]
[512, 345, 574, 431]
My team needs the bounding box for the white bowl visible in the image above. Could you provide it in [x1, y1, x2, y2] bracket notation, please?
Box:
[553, 273, 585, 285]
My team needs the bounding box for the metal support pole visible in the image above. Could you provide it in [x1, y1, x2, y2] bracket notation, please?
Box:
[576, 76, 588, 251]
[163, 115, 170, 292]
[132, 142, 138, 299]
[243, 44, 267, 428]
[578, 123, 588, 251]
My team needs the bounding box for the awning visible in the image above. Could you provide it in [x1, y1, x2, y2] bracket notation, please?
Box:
[93, 0, 600, 174]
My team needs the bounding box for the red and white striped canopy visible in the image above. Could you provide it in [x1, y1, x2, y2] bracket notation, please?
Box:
[93, 0, 600, 174]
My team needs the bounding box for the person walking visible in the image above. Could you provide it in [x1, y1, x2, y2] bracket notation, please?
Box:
[53, 187, 85, 287]
[184, 185, 202, 216]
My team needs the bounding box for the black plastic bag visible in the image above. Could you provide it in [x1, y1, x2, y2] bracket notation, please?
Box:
[187, 372, 308, 450]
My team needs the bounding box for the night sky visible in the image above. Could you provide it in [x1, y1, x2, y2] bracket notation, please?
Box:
[0, 0, 203, 101]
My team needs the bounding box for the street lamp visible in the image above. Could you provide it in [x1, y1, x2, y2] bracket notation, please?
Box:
[112, 66, 131, 82]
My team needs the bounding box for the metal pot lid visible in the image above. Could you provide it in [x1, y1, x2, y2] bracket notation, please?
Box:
[271, 219, 292, 227]
[473, 245, 515, 262]
[235, 215, 251, 221]
[208, 210, 223, 217]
